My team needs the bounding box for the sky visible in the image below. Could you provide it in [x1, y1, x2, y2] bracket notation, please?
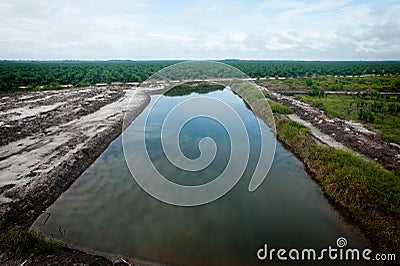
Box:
[0, 0, 399, 60]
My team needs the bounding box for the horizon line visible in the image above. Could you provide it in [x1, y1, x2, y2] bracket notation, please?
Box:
[1, 59, 400, 62]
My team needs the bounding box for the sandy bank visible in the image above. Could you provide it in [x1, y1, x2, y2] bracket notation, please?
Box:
[0, 87, 153, 231]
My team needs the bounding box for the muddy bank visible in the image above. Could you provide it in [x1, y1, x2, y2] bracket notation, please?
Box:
[0, 87, 155, 264]
[0, 87, 126, 146]
[1, 247, 133, 266]
[259, 85, 400, 174]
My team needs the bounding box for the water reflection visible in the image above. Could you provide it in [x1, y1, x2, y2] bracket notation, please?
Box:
[33, 88, 369, 266]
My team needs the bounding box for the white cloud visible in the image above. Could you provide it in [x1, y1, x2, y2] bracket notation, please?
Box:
[0, 0, 399, 60]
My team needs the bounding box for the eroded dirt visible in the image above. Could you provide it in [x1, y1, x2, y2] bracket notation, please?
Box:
[258, 84, 400, 174]
[0, 86, 155, 265]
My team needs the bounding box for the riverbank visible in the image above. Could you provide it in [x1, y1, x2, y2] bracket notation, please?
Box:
[246, 83, 399, 262]
[0, 86, 154, 265]
[273, 113, 400, 260]
[228, 81, 399, 260]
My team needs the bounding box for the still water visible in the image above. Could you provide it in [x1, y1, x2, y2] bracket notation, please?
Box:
[34, 87, 369, 265]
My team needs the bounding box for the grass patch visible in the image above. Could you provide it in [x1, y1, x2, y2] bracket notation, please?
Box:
[299, 94, 400, 144]
[299, 95, 357, 120]
[257, 75, 400, 92]
[275, 115, 400, 253]
[276, 118, 310, 144]
[268, 100, 293, 114]
[0, 228, 66, 261]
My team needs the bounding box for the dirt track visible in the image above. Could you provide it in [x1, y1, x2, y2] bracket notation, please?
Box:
[259, 85, 400, 174]
[0, 87, 153, 231]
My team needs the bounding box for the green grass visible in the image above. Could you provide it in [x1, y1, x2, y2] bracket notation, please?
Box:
[0, 228, 66, 261]
[257, 75, 400, 92]
[299, 94, 400, 144]
[275, 115, 400, 253]
[268, 100, 294, 114]
[308, 146, 400, 215]
[299, 95, 358, 120]
[276, 118, 310, 142]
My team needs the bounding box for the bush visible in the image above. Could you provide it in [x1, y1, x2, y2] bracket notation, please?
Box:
[0, 228, 66, 260]
[268, 100, 293, 114]
[307, 89, 325, 97]
[358, 108, 375, 123]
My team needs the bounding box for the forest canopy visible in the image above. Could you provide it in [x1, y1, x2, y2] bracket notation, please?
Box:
[1, 60, 400, 92]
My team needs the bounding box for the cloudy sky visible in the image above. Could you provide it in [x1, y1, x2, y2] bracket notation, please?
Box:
[0, 0, 399, 60]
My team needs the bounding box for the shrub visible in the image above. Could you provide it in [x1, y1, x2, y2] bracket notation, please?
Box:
[0, 228, 66, 260]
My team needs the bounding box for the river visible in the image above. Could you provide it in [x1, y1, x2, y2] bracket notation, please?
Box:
[33, 87, 369, 265]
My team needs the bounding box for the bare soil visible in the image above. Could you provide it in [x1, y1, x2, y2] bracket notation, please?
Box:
[259, 85, 400, 174]
[0, 86, 155, 265]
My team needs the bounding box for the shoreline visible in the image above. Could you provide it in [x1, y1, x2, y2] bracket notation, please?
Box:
[272, 114, 399, 260]
[0, 87, 153, 265]
[0, 88, 151, 231]
[245, 84, 399, 262]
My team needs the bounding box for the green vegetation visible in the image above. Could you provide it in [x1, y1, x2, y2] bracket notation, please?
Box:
[0, 60, 178, 92]
[0, 228, 66, 261]
[1, 60, 400, 93]
[268, 100, 293, 114]
[299, 94, 400, 144]
[275, 115, 400, 253]
[257, 75, 400, 92]
[164, 82, 224, 96]
[307, 89, 325, 97]
[276, 118, 310, 144]
[224, 60, 400, 78]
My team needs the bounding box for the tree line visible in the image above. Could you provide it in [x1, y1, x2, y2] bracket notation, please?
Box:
[1, 60, 400, 92]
